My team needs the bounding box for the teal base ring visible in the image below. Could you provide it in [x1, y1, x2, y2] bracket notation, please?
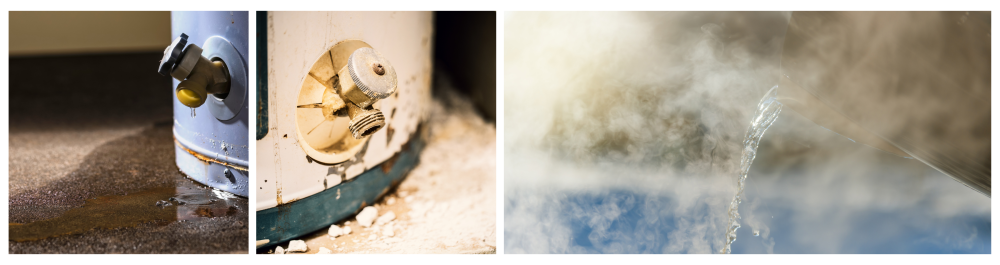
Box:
[255, 136, 424, 249]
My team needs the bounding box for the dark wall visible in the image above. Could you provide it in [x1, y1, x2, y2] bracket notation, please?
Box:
[433, 11, 497, 121]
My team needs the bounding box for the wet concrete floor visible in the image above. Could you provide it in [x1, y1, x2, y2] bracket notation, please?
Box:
[9, 52, 248, 253]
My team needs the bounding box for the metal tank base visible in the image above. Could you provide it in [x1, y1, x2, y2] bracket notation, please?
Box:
[174, 129, 250, 197]
[255, 136, 424, 249]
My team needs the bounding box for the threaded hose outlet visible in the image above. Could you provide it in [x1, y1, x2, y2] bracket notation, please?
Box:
[346, 102, 386, 139]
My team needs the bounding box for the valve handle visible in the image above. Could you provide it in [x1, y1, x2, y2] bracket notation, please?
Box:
[347, 47, 397, 100]
[158, 33, 189, 76]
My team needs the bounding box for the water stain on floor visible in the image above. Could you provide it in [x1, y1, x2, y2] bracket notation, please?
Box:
[8, 121, 249, 253]
[9, 53, 247, 253]
[10, 175, 241, 242]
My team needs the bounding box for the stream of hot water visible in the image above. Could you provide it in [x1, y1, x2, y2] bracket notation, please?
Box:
[721, 85, 782, 254]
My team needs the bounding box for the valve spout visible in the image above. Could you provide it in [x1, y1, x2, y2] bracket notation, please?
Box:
[345, 102, 386, 139]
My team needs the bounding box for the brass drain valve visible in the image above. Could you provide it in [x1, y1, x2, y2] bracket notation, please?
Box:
[337, 47, 397, 139]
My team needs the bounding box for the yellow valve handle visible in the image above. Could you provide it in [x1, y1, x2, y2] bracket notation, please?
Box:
[176, 79, 208, 108]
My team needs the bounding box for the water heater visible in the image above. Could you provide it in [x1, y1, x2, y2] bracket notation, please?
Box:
[255, 11, 433, 248]
[159, 11, 250, 197]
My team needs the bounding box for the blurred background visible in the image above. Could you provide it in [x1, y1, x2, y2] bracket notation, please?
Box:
[10, 11, 171, 56]
[503, 11, 989, 254]
[434, 11, 497, 121]
[9, 11, 173, 128]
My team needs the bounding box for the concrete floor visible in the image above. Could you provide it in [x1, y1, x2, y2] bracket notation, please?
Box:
[8, 52, 248, 254]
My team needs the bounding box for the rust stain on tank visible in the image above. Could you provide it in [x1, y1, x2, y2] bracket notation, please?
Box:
[381, 152, 401, 174]
[276, 186, 283, 205]
[175, 138, 248, 172]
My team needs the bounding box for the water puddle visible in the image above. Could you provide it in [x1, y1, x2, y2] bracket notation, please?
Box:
[721, 86, 782, 254]
[9, 173, 240, 242]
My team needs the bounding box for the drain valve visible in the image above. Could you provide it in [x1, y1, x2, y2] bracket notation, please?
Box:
[158, 33, 231, 108]
[337, 47, 397, 139]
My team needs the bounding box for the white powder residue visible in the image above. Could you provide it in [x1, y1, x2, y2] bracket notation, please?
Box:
[374, 211, 395, 226]
[297, 90, 496, 254]
[317, 247, 332, 254]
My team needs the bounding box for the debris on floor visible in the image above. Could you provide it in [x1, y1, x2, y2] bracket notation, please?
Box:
[286, 240, 308, 253]
[382, 224, 395, 237]
[375, 211, 395, 226]
[356, 206, 378, 227]
[317, 247, 332, 254]
[328, 224, 351, 239]
[278, 90, 496, 254]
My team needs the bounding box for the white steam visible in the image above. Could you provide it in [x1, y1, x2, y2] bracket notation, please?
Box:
[504, 11, 989, 254]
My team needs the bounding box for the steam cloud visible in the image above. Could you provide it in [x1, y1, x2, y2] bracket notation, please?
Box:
[504, 12, 989, 254]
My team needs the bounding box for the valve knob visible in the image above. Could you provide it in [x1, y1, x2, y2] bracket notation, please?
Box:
[341, 47, 397, 107]
[158, 33, 188, 76]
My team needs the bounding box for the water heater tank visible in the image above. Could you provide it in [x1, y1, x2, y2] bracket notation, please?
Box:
[163, 11, 250, 197]
[255, 11, 433, 248]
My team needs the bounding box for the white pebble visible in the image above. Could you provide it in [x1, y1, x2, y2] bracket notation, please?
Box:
[274, 246, 285, 254]
[368, 234, 377, 241]
[286, 240, 308, 253]
[317, 247, 332, 254]
[328, 225, 344, 238]
[343, 226, 352, 235]
[404, 196, 414, 203]
[356, 206, 379, 227]
[387, 197, 396, 205]
[374, 211, 396, 226]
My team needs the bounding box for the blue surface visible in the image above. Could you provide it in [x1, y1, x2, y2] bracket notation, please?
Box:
[174, 137, 250, 197]
[171, 11, 250, 195]
[504, 111, 991, 254]
[505, 189, 990, 254]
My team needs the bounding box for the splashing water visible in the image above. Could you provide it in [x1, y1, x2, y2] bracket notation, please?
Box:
[721, 85, 782, 254]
